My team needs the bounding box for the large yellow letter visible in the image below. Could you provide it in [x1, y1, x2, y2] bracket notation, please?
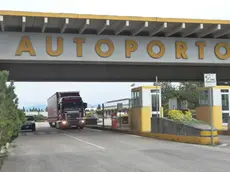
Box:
[195, 42, 206, 59]
[15, 36, 36, 56]
[125, 40, 138, 58]
[147, 40, 165, 59]
[215, 42, 230, 60]
[95, 39, 114, 58]
[175, 41, 188, 59]
[73, 38, 85, 57]
[46, 36, 63, 57]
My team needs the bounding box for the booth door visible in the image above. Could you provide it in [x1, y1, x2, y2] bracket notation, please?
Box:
[221, 89, 230, 124]
[151, 89, 160, 117]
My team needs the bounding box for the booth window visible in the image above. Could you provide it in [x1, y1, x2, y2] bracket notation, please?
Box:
[222, 113, 229, 123]
[221, 89, 229, 93]
[131, 91, 140, 108]
[199, 90, 209, 106]
[151, 89, 160, 111]
[221, 89, 229, 111]
[221, 94, 229, 111]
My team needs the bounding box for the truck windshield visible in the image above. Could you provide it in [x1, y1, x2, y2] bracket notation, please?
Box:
[62, 102, 82, 109]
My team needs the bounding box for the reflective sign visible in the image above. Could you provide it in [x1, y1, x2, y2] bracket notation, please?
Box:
[204, 73, 217, 87]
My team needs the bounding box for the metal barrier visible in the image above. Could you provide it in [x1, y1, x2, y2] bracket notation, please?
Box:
[102, 98, 130, 128]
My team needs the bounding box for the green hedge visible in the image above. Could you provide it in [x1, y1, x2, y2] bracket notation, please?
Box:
[168, 109, 192, 123]
[0, 70, 26, 149]
[33, 114, 47, 122]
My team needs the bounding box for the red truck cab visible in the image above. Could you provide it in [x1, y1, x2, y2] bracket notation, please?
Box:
[48, 91, 87, 129]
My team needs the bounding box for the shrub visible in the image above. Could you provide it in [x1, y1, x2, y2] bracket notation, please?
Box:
[168, 110, 185, 122]
[163, 104, 169, 117]
[33, 114, 47, 122]
[168, 109, 192, 123]
[0, 71, 26, 148]
[184, 110, 192, 121]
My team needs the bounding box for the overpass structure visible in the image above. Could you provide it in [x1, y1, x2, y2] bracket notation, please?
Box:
[0, 10, 230, 81]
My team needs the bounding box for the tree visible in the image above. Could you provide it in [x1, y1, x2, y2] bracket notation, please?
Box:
[177, 82, 204, 109]
[97, 104, 101, 110]
[33, 114, 47, 121]
[160, 82, 177, 105]
[45, 106, 48, 112]
[22, 106, 25, 112]
[160, 81, 204, 115]
[0, 70, 26, 148]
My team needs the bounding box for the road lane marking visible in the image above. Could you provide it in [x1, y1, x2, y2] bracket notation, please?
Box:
[84, 128, 102, 132]
[63, 133, 105, 150]
[217, 143, 228, 147]
[26, 133, 34, 135]
[118, 140, 138, 147]
[38, 132, 45, 135]
[129, 135, 141, 138]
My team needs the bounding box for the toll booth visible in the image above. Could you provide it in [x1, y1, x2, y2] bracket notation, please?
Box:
[196, 86, 230, 130]
[129, 86, 162, 132]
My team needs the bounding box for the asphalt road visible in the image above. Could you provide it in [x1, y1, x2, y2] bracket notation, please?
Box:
[1, 122, 230, 172]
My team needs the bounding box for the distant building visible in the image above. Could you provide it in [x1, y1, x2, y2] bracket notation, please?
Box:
[25, 112, 48, 117]
[85, 107, 97, 112]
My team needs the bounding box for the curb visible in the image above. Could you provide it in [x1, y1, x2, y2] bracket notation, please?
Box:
[86, 126, 220, 145]
[218, 130, 230, 136]
[87, 126, 131, 134]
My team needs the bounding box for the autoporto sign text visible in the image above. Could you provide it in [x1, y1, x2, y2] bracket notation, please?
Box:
[15, 36, 230, 60]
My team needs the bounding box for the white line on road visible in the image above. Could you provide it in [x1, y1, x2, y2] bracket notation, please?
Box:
[38, 132, 45, 135]
[26, 133, 34, 135]
[129, 135, 141, 138]
[217, 143, 228, 147]
[63, 133, 106, 150]
[84, 128, 102, 132]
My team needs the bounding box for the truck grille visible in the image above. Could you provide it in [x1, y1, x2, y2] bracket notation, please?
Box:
[67, 113, 80, 119]
[67, 119, 79, 125]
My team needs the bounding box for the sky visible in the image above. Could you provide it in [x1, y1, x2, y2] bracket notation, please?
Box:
[2, 0, 230, 108]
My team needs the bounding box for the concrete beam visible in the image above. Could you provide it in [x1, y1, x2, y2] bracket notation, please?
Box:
[79, 19, 90, 34]
[165, 23, 186, 37]
[22, 16, 26, 32]
[0, 16, 4, 32]
[150, 22, 167, 36]
[115, 21, 129, 35]
[197, 24, 221, 38]
[61, 18, 69, 33]
[132, 21, 148, 36]
[97, 20, 110, 35]
[42, 17, 48, 33]
[213, 27, 230, 38]
[182, 24, 203, 37]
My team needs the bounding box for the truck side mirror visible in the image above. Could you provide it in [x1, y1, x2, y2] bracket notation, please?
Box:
[58, 104, 60, 110]
[83, 103, 87, 109]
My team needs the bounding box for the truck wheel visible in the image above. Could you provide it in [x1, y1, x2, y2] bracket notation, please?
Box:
[56, 122, 60, 129]
[49, 122, 56, 128]
[49, 122, 53, 127]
